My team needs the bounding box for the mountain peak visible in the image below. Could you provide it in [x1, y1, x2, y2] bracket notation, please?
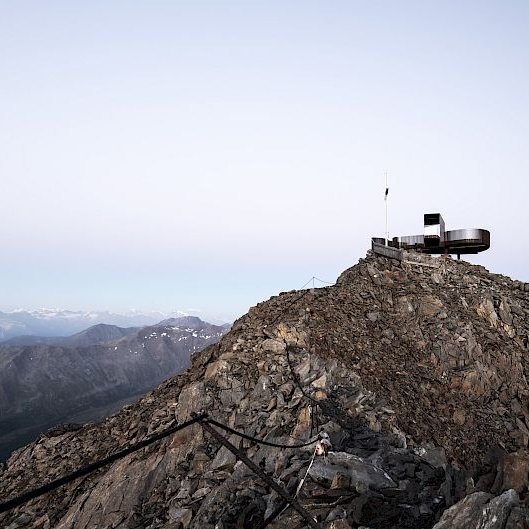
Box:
[0, 309, 201, 342]
[157, 315, 207, 328]
[1, 250, 529, 528]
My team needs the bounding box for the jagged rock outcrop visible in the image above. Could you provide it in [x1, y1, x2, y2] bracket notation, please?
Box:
[1, 251, 529, 528]
[432, 489, 525, 529]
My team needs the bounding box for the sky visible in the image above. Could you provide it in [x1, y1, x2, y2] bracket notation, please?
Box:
[1, 1, 528, 323]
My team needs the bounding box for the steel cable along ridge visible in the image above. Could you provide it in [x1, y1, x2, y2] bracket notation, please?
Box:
[0, 412, 321, 514]
[1, 282, 325, 516]
[203, 416, 321, 449]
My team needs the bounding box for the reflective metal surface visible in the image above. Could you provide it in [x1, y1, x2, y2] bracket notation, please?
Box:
[394, 235, 424, 248]
[424, 213, 445, 246]
[373, 214, 490, 256]
[442, 229, 490, 254]
[445, 229, 490, 245]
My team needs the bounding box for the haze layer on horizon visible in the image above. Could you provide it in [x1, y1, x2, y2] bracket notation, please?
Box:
[1, 1, 528, 322]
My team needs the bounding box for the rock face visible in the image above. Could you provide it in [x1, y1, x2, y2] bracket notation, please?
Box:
[1, 251, 529, 528]
[0, 317, 227, 460]
[432, 489, 522, 529]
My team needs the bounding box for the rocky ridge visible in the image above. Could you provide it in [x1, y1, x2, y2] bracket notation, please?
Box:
[0, 317, 227, 460]
[1, 251, 529, 528]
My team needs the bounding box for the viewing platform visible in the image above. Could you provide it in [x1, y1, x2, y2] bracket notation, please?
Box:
[373, 213, 490, 259]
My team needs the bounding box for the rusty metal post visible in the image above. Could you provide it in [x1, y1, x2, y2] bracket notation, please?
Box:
[200, 420, 321, 529]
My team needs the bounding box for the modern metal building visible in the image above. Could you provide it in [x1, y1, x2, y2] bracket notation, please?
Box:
[373, 213, 490, 259]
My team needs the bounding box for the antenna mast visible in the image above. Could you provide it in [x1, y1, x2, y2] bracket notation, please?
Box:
[384, 172, 389, 245]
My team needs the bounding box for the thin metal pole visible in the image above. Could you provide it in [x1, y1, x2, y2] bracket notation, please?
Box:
[201, 421, 320, 529]
[384, 172, 389, 245]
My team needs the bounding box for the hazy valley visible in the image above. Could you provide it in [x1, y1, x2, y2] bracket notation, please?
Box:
[0, 316, 228, 460]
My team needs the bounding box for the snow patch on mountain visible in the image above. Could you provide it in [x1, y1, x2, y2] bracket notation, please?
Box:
[0, 308, 207, 342]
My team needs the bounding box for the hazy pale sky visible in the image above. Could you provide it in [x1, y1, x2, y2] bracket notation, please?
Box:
[1, 1, 528, 322]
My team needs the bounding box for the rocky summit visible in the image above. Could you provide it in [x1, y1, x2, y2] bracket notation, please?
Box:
[1, 250, 529, 529]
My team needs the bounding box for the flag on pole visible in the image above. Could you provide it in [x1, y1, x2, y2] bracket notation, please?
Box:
[385, 187, 389, 198]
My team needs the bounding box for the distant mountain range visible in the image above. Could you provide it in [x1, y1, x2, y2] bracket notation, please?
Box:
[1, 323, 139, 346]
[0, 309, 219, 342]
[0, 316, 229, 460]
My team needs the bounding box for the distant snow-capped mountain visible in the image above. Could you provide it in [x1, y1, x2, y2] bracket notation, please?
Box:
[0, 309, 193, 342]
[0, 316, 229, 459]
